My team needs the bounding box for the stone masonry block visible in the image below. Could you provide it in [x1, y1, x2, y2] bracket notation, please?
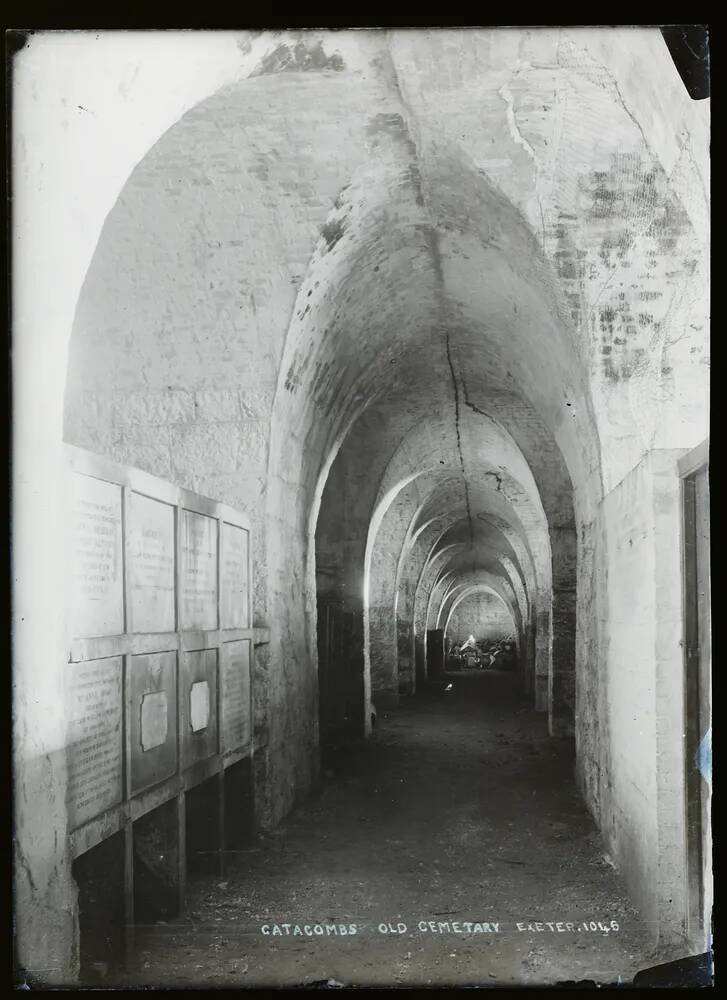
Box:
[170, 423, 244, 475]
[111, 441, 172, 479]
[194, 389, 243, 422]
[112, 390, 196, 427]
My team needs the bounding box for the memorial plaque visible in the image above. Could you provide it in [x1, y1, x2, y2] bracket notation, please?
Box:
[220, 640, 251, 752]
[190, 682, 210, 732]
[65, 657, 123, 830]
[70, 473, 124, 638]
[128, 492, 175, 633]
[181, 649, 218, 767]
[221, 523, 249, 628]
[129, 651, 178, 794]
[140, 692, 168, 751]
[180, 510, 218, 629]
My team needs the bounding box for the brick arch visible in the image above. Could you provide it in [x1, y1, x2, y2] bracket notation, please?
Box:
[443, 586, 517, 643]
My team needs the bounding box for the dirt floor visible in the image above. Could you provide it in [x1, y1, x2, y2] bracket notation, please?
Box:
[109, 670, 659, 988]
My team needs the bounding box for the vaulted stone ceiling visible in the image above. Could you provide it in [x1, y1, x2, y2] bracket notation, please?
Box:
[64, 25, 708, 756]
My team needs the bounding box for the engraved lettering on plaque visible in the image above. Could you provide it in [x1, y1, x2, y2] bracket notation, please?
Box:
[221, 523, 249, 628]
[190, 681, 210, 732]
[128, 492, 175, 633]
[221, 640, 251, 751]
[140, 691, 168, 751]
[180, 510, 218, 629]
[70, 474, 124, 638]
[65, 657, 123, 830]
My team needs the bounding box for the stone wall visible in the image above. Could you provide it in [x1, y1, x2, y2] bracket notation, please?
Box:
[446, 592, 515, 644]
[575, 449, 692, 946]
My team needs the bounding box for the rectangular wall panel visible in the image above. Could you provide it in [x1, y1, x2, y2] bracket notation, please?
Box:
[70, 473, 124, 638]
[221, 523, 249, 629]
[128, 651, 178, 794]
[220, 640, 251, 753]
[180, 510, 218, 630]
[65, 656, 124, 830]
[128, 492, 176, 633]
[181, 649, 219, 768]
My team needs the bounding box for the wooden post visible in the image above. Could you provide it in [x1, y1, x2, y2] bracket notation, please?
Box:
[176, 792, 186, 917]
[123, 821, 135, 969]
[217, 768, 226, 877]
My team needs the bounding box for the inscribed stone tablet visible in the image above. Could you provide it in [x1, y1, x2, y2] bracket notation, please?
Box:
[140, 691, 168, 751]
[221, 640, 251, 752]
[221, 523, 249, 628]
[129, 651, 178, 794]
[70, 474, 124, 638]
[181, 649, 218, 767]
[65, 657, 123, 830]
[190, 681, 210, 732]
[180, 510, 218, 629]
[128, 493, 175, 633]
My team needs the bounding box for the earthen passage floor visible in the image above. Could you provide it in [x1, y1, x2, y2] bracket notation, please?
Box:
[122, 670, 656, 988]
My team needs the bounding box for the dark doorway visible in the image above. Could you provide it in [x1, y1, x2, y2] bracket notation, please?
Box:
[317, 599, 357, 748]
[415, 635, 426, 689]
[426, 628, 445, 687]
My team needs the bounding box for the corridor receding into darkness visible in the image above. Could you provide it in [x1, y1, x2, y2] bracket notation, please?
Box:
[120, 670, 649, 989]
[12, 26, 710, 990]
